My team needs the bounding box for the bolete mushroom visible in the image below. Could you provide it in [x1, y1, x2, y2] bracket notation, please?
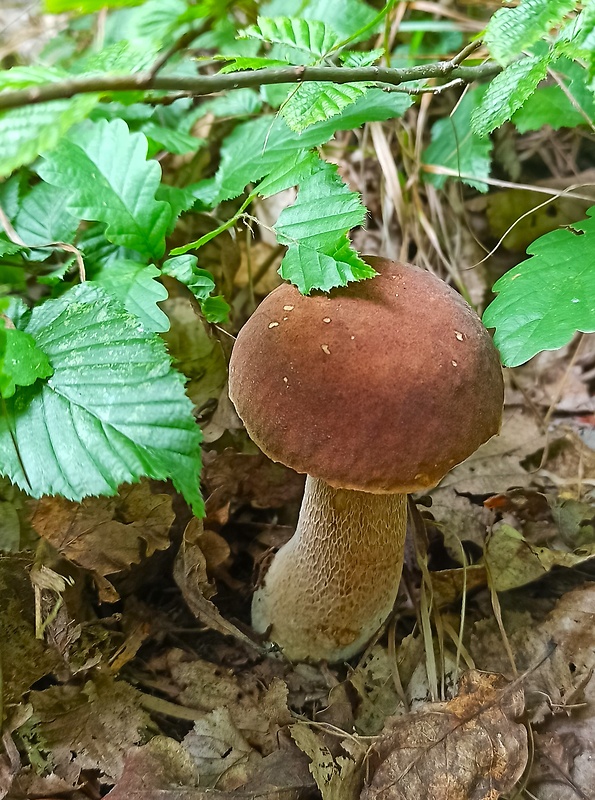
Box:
[229, 257, 504, 662]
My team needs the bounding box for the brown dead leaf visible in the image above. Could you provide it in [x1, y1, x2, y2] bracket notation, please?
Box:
[202, 448, 305, 509]
[360, 671, 527, 800]
[484, 524, 595, 591]
[0, 557, 61, 720]
[21, 673, 152, 782]
[31, 482, 175, 601]
[291, 724, 366, 800]
[173, 517, 260, 651]
[183, 707, 261, 789]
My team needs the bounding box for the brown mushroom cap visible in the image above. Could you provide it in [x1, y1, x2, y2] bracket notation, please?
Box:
[229, 258, 504, 494]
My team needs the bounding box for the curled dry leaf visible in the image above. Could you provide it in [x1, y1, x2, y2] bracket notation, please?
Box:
[31, 482, 175, 602]
[290, 724, 366, 800]
[173, 517, 260, 651]
[360, 671, 528, 800]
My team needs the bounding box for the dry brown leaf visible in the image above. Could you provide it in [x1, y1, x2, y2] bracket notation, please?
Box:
[360, 671, 527, 800]
[31, 483, 175, 601]
[290, 724, 366, 800]
[23, 673, 152, 782]
[183, 707, 261, 789]
[173, 517, 260, 651]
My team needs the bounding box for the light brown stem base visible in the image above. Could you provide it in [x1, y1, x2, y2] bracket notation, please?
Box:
[252, 476, 407, 663]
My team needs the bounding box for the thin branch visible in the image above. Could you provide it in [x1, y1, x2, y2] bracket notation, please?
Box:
[0, 61, 502, 112]
[148, 24, 208, 78]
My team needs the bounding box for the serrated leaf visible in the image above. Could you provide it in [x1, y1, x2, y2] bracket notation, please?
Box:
[471, 56, 550, 138]
[90, 259, 169, 333]
[199, 88, 262, 118]
[14, 183, 79, 255]
[340, 48, 384, 67]
[263, 0, 377, 40]
[279, 239, 375, 294]
[281, 82, 368, 132]
[0, 240, 22, 257]
[142, 124, 203, 155]
[255, 151, 320, 198]
[276, 162, 365, 248]
[0, 327, 53, 399]
[274, 160, 374, 293]
[218, 56, 289, 73]
[241, 17, 340, 60]
[512, 59, 595, 132]
[161, 255, 229, 322]
[423, 86, 492, 192]
[199, 90, 412, 206]
[483, 206, 595, 367]
[485, 0, 577, 65]
[0, 67, 98, 177]
[0, 284, 203, 514]
[38, 119, 171, 259]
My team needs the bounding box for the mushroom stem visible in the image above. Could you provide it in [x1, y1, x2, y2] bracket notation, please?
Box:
[252, 476, 407, 662]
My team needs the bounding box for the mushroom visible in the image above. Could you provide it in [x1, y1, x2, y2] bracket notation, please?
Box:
[228, 258, 504, 662]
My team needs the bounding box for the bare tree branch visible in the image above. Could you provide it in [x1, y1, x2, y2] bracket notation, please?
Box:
[0, 60, 501, 112]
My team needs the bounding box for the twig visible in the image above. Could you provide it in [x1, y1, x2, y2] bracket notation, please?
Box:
[148, 24, 208, 78]
[0, 61, 502, 112]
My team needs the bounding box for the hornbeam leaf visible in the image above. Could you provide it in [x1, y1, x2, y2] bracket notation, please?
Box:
[38, 118, 171, 259]
[0, 284, 203, 515]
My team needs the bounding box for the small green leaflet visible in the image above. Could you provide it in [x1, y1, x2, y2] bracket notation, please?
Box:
[241, 17, 341, 60]
[340, 49, 384, 67]
[0, 284, 203, 515]
[483, 206, 595, 367]
[38, 119, 171, 259]
[142, 124, 204, 155]
[0, 326, 53, 399]
[281, 82, 368, 132]
[196, 90, 413, 207]
[471, 56, 550, 138]
[423, 86, 492, 192]
[484, 0, 576, 65]
[89, 260, 170, 333]
[0, 65, 99, 178]
[217, 56, 289, 72]
[162, 256, 230, 323]
[275, 160, 374, 294]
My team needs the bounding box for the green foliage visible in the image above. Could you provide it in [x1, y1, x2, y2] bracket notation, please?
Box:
[38, 119, 171, 259]
[471, 56, 550, 137]
[0, 327, 53, 399]
[0, 285, 203, 515]
[484, 0, 576, 65]
[0, 0, 593, 513]
[275, 160, 375, 294]
[483, 206, 595, 367]
[423, 86, 492, 192]
[241, 17, 341, 59]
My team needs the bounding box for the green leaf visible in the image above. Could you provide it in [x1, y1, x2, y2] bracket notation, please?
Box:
[38, 119, 171, 259]
[484, 0, 577, 65]
[255, 151, 321, 198]
[470, 56, 550, 137]
[279, 238, 375, 295]
[512, 59, 595, 132]
[162, 255, 229, 322]
[200, 296, 231, 324]
[0, 240, 22, 258]
[281, 82, 368, 132]
[423, 86, 492, 192]
[45, 0, 142, 11]
[241, 17, 341, 60]
[90, 260, 169, 333]
[199, 90, 412, 206]
[14, 183, 79, 253]
[0, 284, 203, 515]
[0, 66, 99, 178]
[142, 124, 204, 155]
[217, 56, 289, 73]
[0, 327, 53, 399]
[199, 89, 262, 118]
[275, 160, 374, 293]
[483, 206, 595, 367]
[263, 0, 377, 41]
[340, 49, 384, 67]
